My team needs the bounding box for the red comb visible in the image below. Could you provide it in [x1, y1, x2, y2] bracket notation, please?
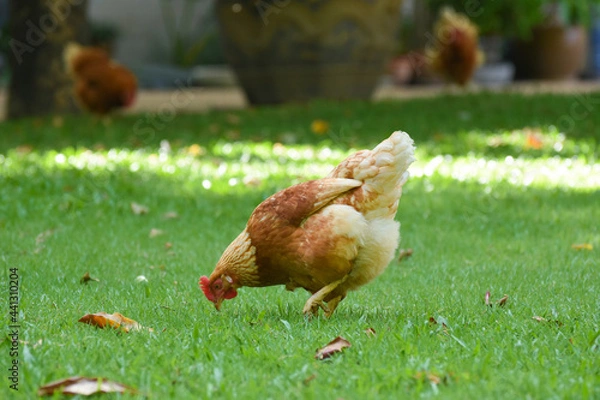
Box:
[199, 276, 215, 302]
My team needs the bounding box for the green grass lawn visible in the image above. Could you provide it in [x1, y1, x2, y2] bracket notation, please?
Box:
[1, 92, 599, 399]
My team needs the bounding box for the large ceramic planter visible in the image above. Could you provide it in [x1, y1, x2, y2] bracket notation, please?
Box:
[512, 24, 588, 80]
[216, 0, 402, 104]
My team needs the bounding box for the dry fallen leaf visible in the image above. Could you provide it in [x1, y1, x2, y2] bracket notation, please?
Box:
[303, 374, 317, 386]
[243, 176, 263, 187]
[397, 248, 413, 262]
[34, 229, 55, 253]
[310, 119, 329, 135]
[484, 291, 491, 307]
[532, 316, 563, 327]
[496, 295, 509, 307]
[185, 144, 204, 157]
[131, 202, 149, 215]
[525, 132, 543, 150]
[571, 243, 593, 251]
[164, 242, 173, 250]
[315, 336, 351, 360]
[163, 211, 179, 219]
[225, 129, 240, 140]
[80, 272, 99, 284]
[38, 376, 136, 396]
[149, 228, 164, 238]
[428, 316, 449, 334]
[226, 113, 241, 125]
[52, 115, 64, 128]
[78, 312, 145, 333]
[35, 229, 54, 246]
[413, 371, 450, 386]
[364, 328, 377, 337]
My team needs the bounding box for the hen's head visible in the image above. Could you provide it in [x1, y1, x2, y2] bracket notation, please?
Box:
[199, 275, 238, 311]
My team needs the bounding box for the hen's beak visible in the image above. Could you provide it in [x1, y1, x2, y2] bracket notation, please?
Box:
[214, 297, 224, 311]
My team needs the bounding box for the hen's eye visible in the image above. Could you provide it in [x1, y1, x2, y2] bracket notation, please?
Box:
[214, 284, 221, 290]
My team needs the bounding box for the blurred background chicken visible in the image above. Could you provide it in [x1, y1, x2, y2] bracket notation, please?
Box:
[64, 43, 137, 115]
[426, 7, 484, 86]
[200, 131, 415, 317]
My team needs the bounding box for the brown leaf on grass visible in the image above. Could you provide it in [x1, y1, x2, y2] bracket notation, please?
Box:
[225, 130, 240, 140]
[303, 374, 317, 386]
[496, 295, 508, 307]
[38, 376, 136, 396]
[428, 316, 449, 334]
[131, 202, 149, 215]
[428, 316, 449, 328]
[310, 119, 329, 135]
[532, 316, 564, 327]
[149, 228, 164, 238]
[164, 242, 173, 250]
[226, 113, 241, 125]
[80, 272, 99, 284]
[364, 328, 377, 337]
[525, 131, 543, 150]
[484, 291, 491, 306]
[413, 371, 450, 386]
[16, 144, 33, 154]
[185, 144, 204, 157]
[243, 176, 263, 187]
[163, 211, 179, 219]
[36, 229, 54, 246]
[571, 243, 593, 251]
[315, 336, 351, 360]
[34, 229, 55, 253]
[397, 248, 413, 262]
[52, 115, 64, 128]
[78, 312, 145, 333]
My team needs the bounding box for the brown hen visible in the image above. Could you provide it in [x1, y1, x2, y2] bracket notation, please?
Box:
[64, 43, 137, 115]
[200, 131, 415, 317]
[427, 8, 484, 86]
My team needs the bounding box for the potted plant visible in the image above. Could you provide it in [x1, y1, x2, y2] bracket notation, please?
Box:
[511, 1, 597, 80]
[216, 0, 403, 104]
[427, 0, 600, 81]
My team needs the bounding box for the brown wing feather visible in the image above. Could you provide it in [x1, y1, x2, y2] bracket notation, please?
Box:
[247, 178, 361, 288]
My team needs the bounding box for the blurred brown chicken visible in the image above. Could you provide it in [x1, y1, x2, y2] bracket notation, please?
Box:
[64, 43, 137, 115]
[426, 8, 484, 86]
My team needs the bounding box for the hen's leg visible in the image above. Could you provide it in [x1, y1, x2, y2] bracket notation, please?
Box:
[324, 295, 345, 318]
[303, 276, 347, 317]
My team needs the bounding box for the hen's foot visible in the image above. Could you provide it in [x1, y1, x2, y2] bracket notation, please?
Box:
[302, 300, 329, 318]
[302, 277, 347, 317]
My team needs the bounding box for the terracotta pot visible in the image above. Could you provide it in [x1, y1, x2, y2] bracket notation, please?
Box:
[512, 25, 588, 80]
[216, 0, 402, 104]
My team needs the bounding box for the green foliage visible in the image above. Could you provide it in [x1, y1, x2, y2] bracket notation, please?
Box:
[159, 0, 222, 67]
[426, 0, 600, 38]
[0, 92, 599, 398]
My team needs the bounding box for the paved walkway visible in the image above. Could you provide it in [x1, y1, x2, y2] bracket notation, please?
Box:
[1, 80, 600, 121]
